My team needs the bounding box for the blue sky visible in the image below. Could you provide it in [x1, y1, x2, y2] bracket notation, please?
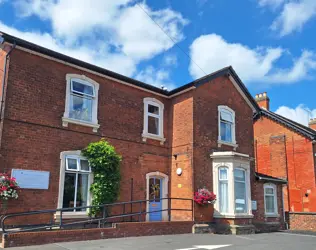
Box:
[0, 0, 316, 126]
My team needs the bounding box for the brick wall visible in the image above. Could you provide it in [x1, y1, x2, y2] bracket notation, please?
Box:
[192, 76, 255, 222]
[0, 49, 171, 220]
[252, 181, 284, 225]
[288, 212, 316, 231]
[2, 221, 194, 248]
[254, 116, 316, 212]
[170, 92, 194, 221]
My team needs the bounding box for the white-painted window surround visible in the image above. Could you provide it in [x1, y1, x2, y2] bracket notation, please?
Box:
[218, 106, 238, 149]
[57, 151, 93, 219]
[62, 74, 100, 132]
[264, 183, 278, 217]
[211, 151, 253, 218]
[142, 97, 165, 144]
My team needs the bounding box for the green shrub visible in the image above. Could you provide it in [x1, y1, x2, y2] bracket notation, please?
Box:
[82, 139, 121, 216]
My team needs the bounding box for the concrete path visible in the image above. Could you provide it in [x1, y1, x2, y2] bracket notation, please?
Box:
[9, 232, 316, 250]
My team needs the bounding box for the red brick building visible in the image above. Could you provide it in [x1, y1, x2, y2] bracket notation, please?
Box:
[254, 92, 316, 231]
[0, 32, 286, 233]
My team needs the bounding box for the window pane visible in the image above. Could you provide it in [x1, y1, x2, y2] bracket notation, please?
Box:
[67, 158, 78, 170]
[219, 181, 228, 213]
[220, 110, 233, 122]
[235, 181, 247, 213]
[234, 169, 245, 182]
[80, 160, 90, 172]
[265, 188, 274, 195]
[265, 196, 275, 213]
[69, 95, 92, 122]
[219, 168, 228, 180]
[72, 81, 94, 96]
[76, 173, 89, 211]
[148, 116, 159, 135]
[148, 104, 159, 115]
[63, 173, 76, 209]
[220, 122, 232, 142]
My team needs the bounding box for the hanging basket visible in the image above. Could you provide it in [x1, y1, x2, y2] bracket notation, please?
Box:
[194, 188, 216, 206]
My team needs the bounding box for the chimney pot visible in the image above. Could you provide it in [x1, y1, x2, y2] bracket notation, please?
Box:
[255, 92, 270, 110]
[309, 118, 316, 130]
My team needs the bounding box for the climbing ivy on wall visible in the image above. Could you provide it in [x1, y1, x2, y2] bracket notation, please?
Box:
[82, 139, 121, 215]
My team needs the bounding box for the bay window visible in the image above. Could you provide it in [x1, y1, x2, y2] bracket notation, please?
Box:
[211, 151, 252, 218]
[264, 183, 278, 216]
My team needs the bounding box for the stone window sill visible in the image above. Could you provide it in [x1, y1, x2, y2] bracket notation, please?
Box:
[265, 213, 280, 218]
[54, 212, 90, 221]
[213, 213, 254, 219]
[217, 140, 238, 150]
[62, 117, 100, 132]
[142, 133, 166, 145]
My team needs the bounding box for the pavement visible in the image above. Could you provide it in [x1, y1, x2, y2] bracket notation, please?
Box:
[9, 232, 316, 250]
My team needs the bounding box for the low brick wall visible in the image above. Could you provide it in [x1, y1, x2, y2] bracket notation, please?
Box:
[288, 212, 316, 231]
[2, 221, 194, 248]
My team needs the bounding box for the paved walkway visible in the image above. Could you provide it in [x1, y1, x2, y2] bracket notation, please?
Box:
[9, 232, 316, 250]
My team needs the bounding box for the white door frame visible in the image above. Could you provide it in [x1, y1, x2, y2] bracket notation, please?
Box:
[146, 171, 169, 221]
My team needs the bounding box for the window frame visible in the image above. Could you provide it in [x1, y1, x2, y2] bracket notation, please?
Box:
[218, 106, 237, 148]
[264, 183, 278, 216]
[218, 167, 229, 213]
[62, 74, 100, 132]
[142, 97, 165, 144]
[234, 168, 247, 214]
[57, 151, 93, 218]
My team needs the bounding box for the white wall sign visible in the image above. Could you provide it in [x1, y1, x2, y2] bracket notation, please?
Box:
[251, 200, 257, 210]
[11, 169, 50, 190]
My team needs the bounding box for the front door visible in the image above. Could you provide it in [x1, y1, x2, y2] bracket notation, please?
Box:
[149, 177, 162, 221]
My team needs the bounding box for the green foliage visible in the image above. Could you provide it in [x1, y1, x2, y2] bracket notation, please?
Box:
[82, 139, 121, 216]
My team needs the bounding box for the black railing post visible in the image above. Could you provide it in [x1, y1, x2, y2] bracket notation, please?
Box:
[191, 199, 194, 221]
[102, 205, 106, 228]
[138, 201, 142, 222]
[123, 203, 125, 222]
[168, 198, 171, 221]
[59, 210, 63, 229]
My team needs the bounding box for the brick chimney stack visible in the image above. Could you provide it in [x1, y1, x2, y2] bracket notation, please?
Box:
[309, 118, 316, 130]
[255, 92, 270, 110]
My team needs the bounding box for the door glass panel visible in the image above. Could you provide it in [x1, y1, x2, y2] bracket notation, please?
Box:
[149, 178, 161, 202]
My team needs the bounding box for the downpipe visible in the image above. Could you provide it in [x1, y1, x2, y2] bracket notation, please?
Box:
[0, 42, 16, 149]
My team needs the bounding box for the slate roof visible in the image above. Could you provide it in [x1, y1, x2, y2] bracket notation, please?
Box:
[255, 172, 288, 184]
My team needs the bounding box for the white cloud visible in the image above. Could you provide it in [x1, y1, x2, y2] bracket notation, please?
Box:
[189, 34, 316, 84]
[269, 0, 316, 36]
[258, 0, 285, 9]
[9, 0, 188, 78]
[163, 54, 178, 67]
[135, 66, 175, 90]
[275, 104, 316, 126]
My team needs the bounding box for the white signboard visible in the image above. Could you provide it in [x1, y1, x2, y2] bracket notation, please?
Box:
[251, 200, 257, 210]
[11, 169, 50, 189]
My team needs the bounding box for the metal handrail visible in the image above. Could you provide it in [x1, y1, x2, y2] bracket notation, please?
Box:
[1, 197, 193, 234]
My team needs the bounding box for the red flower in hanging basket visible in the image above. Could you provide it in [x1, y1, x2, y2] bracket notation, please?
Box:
[194, 188, 216, 205]
[0, 173, 20, 201]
